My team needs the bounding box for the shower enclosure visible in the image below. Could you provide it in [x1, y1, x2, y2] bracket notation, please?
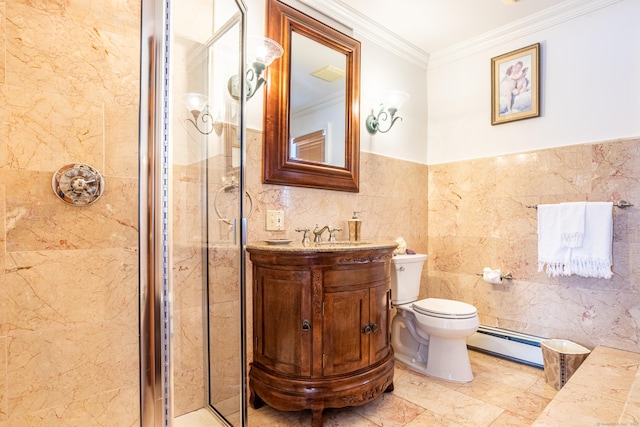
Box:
[140, 0, 249, 425]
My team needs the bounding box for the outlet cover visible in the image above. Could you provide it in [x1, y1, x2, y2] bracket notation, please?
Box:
[266, 210, 285, 230]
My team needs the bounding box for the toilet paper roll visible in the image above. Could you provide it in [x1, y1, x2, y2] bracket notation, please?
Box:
[483, 267, 503, 285]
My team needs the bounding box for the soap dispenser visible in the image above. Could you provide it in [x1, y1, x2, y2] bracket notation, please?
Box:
[348, 211, 362, 241]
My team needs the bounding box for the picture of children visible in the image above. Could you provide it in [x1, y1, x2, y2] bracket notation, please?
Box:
[498, 56, 532, 115]
[491, 43, 539, 125]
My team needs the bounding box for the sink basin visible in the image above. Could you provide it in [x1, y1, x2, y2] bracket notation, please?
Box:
[315, 241, 371, 246]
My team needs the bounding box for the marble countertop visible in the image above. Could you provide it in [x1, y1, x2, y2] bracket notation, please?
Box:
[246, 240, 398, 252]
[533, 345, 640, 426]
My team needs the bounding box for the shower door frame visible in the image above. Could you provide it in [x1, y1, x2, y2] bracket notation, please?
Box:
[139, 0, 249, 425]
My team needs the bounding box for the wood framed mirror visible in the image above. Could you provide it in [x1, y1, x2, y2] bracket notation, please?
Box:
[263, 0, 361, 192]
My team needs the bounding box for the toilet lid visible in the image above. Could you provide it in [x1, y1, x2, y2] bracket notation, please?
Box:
[412, 298, 477, 319]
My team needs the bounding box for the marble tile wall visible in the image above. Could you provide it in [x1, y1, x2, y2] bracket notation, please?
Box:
[428, 137, 640, 352]
[0, 1, 140, 426]
[245, 129, 430, 253]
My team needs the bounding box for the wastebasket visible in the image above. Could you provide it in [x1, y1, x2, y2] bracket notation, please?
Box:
[540, 339, 591, 391]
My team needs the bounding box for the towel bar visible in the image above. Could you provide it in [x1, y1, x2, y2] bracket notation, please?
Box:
[526, 200, 633, 209]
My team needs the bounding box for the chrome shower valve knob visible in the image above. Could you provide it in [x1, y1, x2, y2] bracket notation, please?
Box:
[52, 163, 105, 206]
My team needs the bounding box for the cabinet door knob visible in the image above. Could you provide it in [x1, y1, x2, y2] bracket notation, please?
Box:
[370, 322, 379, 333]
[302, 319, 311, 332]
[362, 324, 372, 334]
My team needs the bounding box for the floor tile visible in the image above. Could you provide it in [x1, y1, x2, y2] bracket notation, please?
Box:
[221, 350, 555, 426]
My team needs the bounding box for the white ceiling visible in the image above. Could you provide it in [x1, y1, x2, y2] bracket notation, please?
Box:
[337, 0, 562, 54]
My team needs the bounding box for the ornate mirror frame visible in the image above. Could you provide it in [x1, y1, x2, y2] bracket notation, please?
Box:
[263, 0, 361, 192]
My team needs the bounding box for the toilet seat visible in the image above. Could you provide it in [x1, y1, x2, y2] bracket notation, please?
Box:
[412, 298, 477, 320]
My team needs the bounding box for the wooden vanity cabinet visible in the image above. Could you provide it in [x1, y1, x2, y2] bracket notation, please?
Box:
[246, 245, 395, 427]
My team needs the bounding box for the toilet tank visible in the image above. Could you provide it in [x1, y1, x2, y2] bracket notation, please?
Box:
[390, 254, 428, 305]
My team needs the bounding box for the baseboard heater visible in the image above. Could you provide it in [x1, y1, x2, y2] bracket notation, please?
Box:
[466, 325, 545, 368]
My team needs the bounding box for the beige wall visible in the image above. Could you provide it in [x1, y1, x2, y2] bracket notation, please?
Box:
[0, 1, 140, 426]
[428, 137, 640, 352]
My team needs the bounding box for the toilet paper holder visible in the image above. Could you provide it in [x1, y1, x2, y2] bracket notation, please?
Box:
[475, 272, 513, 280]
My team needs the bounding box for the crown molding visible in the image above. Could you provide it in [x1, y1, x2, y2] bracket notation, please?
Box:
[298, 0, 430, 70]
[299, 0, 621, 71]
[428, 0, 623, 69]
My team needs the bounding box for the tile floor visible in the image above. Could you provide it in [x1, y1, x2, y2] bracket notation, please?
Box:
[246, 349, 557, 426]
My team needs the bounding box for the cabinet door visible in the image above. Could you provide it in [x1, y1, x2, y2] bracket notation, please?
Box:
[322, 288, 370, 376]
[369, 285, 391, 364]
[253, 267, 312, 377]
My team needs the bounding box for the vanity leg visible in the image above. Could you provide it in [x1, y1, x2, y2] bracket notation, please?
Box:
[311, 407, 323, 427]
[249, 390, 264, 409]
[385, 381, 394, 393]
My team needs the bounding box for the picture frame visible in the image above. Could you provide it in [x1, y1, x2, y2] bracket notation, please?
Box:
[491, 43, 540, 125]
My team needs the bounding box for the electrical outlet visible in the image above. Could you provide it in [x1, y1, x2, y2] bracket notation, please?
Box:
[266, 210, 285, 230]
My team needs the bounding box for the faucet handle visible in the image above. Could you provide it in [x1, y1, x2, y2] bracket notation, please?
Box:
[295, 227, 311, 245]
[328, 226, 342, 242]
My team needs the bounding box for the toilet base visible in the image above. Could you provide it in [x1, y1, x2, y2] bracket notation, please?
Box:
[425, 335, 474, 382]
[392, 312, 475, 383]
[394, 339, 474, 383]
[394, 351, 431, 377]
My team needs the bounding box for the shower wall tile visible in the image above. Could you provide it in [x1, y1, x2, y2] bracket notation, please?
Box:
[0, 85, 104, 172]
[1, 0, 141, 424]
[0, 172, 5, 256]
[427, 137, 640, 352]
[104, 104, 139, 178]
[12, 0, 142, 38]
[4, 171, 137, 251]
[172, 305, 206, 417]
[6, 321, 137, 417]
[6, 3, 139, 107]
[0, 336, 6, 422]
[0, 2, 5, 86]
[105, 385, 140, 427]
[172, 163, 206, 247]
[0, 248, 138, 335]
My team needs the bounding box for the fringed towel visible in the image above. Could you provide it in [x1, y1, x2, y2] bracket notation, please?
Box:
[538, 202, 613, 279]
[568, 202, 613, 279]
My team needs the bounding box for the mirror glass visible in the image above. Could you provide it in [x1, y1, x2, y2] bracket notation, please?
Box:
[264, 0, 360, 192]
[289, 32, 346, 167]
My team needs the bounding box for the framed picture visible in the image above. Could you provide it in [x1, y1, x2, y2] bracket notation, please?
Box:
[491, 43, 540, 125]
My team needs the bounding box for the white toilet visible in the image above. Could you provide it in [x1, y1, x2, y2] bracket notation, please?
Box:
[390, 254, 479, 382]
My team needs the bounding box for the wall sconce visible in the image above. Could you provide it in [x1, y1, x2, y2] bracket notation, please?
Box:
[227, 36, 283, 100]
[365, 90, 410, 134]
[182, 93, 223, 136]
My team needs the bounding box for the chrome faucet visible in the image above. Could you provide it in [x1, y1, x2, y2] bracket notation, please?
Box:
[313, 224, 329, 242]
[313, 224, 343, 242]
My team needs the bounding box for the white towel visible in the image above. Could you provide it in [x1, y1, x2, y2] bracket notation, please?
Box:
[567, 202, 613, 279]
[537, 204, 566, 277]
[559, 202, 586, 248]
[537, 202, 613, 279]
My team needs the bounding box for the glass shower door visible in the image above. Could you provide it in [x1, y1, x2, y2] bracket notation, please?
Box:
[170, 0, 247, 425]
[140, 0, 247, 426]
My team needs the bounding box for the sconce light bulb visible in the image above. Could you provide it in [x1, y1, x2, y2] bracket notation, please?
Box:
[228, 36, 283, 101]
